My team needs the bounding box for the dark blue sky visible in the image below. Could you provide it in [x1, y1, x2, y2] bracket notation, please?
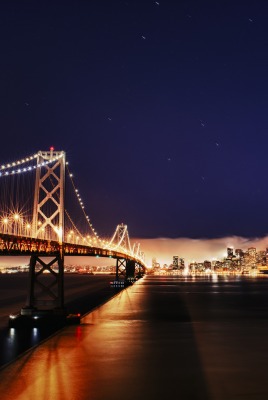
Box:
[1, 0, 268, 239]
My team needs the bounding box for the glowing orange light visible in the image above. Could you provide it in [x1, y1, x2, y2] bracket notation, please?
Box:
[14, 213, 20, 221]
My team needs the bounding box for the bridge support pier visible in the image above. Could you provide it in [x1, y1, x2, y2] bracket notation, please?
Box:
[125, 260, 135, 282]
[21, 251, 65, 316]
[9, 249, 81, 328]
[113, 259, 143, 287]
[115, 258, 126, 280]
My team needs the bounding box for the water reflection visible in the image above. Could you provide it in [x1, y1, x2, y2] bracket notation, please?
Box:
[5, 327, 41, 359]
[31, 327, 40, 344]
[0, 324, 59, 367]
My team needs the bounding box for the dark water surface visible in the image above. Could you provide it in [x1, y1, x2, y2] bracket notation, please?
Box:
[1, 274, 268, 399]
[0, 273, 117, 367]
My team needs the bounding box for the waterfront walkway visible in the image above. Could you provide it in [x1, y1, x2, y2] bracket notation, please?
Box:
[1, 275, 268, 400]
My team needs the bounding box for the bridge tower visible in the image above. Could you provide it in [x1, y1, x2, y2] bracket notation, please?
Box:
[32, 148, 65, 242]
[22, 148, 66, 318]
[111, 224, 130, 280]
[111, 224, 141, 283]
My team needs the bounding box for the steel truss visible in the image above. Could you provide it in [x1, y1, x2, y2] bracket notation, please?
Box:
[109, 223, 132, 253]
[22, 253, 64, 312]
[116, 258, 126, 280]
[115, 258, 143, 281]
[32, 149, 65, 243]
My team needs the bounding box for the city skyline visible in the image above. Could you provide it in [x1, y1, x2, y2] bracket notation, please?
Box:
[138, 235, 268, 266]
[2, 234, 268, 269]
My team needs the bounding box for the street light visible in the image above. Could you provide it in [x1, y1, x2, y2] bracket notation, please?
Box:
[2, 217, 9, 234]
[13, 213, 22, 235]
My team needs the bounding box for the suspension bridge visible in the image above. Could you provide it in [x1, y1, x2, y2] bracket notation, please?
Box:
[0, 148, 146, 326]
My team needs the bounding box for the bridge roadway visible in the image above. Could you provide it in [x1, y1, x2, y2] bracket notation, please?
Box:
[0, 233, 145, 267]
[1, 275, 268, 399]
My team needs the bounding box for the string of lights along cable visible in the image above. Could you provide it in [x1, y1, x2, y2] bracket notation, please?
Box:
[0, 147, 145, 265]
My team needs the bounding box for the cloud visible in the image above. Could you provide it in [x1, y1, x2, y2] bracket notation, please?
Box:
[136, 236, 268, 266]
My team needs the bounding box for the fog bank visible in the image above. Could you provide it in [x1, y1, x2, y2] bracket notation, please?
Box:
[137, 236, 268, 266]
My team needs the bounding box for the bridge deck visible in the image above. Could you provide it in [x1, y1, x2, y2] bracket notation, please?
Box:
[1, 275, 268, 400]
[0, 233, 146, 269]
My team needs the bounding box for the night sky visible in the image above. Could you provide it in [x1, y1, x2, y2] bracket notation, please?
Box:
[1, 0, 268, 240]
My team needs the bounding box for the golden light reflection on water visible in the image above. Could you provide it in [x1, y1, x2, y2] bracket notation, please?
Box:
[1, 276, 266, 400]
[0, 284, 146, 400]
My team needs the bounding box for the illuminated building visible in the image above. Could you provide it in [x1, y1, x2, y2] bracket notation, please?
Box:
[248, 247, 256, 258]
[204, 260, 211, 271]
[173, 256, 179, 269]
[227, 248, 234, 258]
[179, 258, 185, 269]
[235, 249, 244, 258]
